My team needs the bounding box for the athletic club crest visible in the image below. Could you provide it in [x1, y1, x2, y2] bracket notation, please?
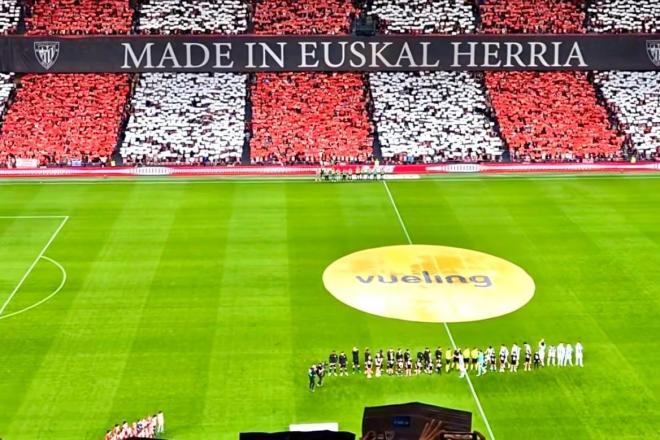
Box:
[647, 40, 660, 67]
[34, 41, 60, 70]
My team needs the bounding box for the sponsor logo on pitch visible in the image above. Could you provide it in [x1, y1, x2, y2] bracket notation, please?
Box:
[34, 41, 60, 70]
[323, 245, 535, 323]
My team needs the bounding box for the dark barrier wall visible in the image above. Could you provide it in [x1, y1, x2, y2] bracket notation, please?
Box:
[1, 35, 659, 73]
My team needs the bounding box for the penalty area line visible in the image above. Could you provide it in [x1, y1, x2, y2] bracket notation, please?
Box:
[382, 181, 496, 440]
[0, 216, 69, 318]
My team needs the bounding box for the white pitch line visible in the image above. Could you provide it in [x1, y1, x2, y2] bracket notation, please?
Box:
[0, 256, 67, 321]
[0, 216, 69, 317]
[0, 215, 69, 219]
[382, 180, 496, 440]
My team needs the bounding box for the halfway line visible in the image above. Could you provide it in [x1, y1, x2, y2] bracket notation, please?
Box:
[382, 180, 496, 440]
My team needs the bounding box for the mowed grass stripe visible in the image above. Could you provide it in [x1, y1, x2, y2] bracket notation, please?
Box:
[202, 183, 295, 435]
[106, 183, 234, 437]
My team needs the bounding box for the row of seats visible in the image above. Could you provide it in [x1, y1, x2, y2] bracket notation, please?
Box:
[138, 0, 249, 34]
[249, 0, 373, 164]
[0, 0, 19, 34]
[480, 0, 623, 161]
[0, 0, 133, 166]
[122, 73, 247, 165]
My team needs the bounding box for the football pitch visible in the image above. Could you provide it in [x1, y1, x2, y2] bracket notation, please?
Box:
[0, 174, 658, 439]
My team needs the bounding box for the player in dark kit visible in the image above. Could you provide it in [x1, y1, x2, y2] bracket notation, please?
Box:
[424, 347, 432, 366]
[328, 351, 338, 376]
[364, 348, 371, 364]
[396, 348, 404, 375]
[533, 351, 541, 369]
[435, 347, 442, 362]
[386, 349, 395, 375]
[316, 363, 325, 387]
[308, 366, 316, 392]
[352, 347, 360, 374]
[338, 351, 348, 376]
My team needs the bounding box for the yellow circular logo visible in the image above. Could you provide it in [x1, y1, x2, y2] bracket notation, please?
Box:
[323, 245, 535, 323]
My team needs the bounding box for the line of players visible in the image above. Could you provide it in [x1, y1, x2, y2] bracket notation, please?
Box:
[309, 340, 583, 389]
[104, 411, 164, 440]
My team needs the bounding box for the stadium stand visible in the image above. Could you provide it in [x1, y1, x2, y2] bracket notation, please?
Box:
[480, 0, 623, 161]
[121, 1, 249, 165]
[23, 0, 133, 35]
[0, 0, 20, 34]
[587, 0, 660, 33]
[593, 72, 660, 158]
[368, 1, 504, 163]
[250, 0, 373, 164]
[589, 0, 660, 159]
[122, 73, 247, 165]
[370, 72, 504, 162]
[370, 0, 476, 34]
[138, 0, 249, 34]
[0, 0, 132, 167]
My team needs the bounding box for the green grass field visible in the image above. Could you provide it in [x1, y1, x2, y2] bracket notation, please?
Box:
[0, 175, 658, 439]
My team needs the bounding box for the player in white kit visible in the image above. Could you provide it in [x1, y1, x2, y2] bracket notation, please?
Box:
[498, 344, 509, 372]
[557, 343, 566, 367]
[538, 338, 546, 366]
[548, 345, 556, 366]
[564, 343, 573, 366]
[458, 352, 467, 378]
[575, 341, 583, 367]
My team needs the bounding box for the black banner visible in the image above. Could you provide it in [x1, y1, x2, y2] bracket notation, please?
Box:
[1, 34, 659, 73]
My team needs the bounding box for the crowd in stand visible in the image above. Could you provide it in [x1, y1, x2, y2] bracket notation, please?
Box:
[479, 0, 586, 34]
[0, 74, 129, 166]
[119, 0, 249, 166]
[138, 0, 249, 34]
[253, 0, 355, 35]
[122, 73, 247, 165]
[23, 0, 133, 35]
[588, 0, 660, 161]
[0, 0, 20, 34]
[480, 0, 623, 162]
[588, 0, 660, 33]
[370, 0, 475, 34]
[0, 0, 133, 167]
[368, 1, 503, 163]
[371, 71, 504, 163]
[594, 72, 660, 160]
[250, 0, 373, 165]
